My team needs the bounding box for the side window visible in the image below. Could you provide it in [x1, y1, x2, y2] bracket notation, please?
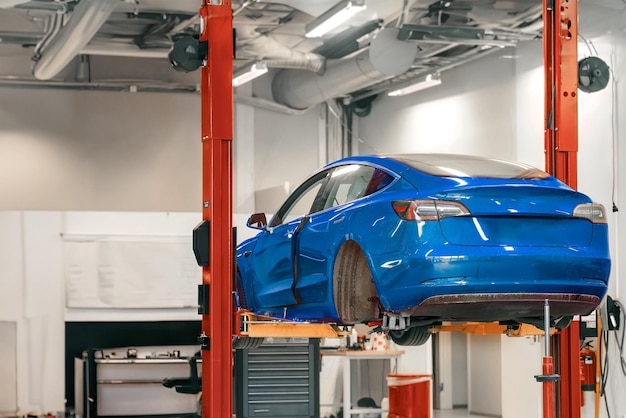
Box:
[323, 165, 376, 209]
[270, 170, 330, 227]
[364, 168, 394, 196]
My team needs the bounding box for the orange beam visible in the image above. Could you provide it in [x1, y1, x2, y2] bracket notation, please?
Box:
[199, 2, 234, 418]
[237, 311, 348, 338]
[434, 322, 552, 337]
[543, 0, 581, 417]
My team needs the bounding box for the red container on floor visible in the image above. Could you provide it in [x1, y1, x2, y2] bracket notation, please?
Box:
[387, 374, 431, 418]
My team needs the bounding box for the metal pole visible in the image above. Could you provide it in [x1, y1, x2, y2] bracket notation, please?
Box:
[199, 2, 234, 418]
[535, 299, 558, 418]
[542, 1, 581, 416]
[543, 299, 550, 357]
[543, 300, 555, 418]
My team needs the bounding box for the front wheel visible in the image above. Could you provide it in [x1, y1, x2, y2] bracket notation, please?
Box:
[389, 326, 431, 346]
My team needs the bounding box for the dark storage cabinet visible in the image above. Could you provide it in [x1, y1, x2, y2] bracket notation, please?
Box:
[235, 338, 320, 418]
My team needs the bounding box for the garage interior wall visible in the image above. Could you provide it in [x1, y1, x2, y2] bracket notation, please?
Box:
[0, 9, 625, 418]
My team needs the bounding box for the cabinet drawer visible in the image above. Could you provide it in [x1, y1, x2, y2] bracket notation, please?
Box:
[248, 401, 310, 417]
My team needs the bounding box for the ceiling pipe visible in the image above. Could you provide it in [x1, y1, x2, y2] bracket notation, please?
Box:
[272, 27, 416, 109]
[32, 0, 118, 80]
[262, 57, 325, 73]
[81, 41, 170, 59]
[348, 45, 503, 103]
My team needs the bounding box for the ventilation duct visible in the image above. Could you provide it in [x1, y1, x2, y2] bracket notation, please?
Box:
[32, 0, 118, 80]
[272, 28, 416, 110]
[0, 0, 29, 8]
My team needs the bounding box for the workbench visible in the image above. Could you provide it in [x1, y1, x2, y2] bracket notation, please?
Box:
[321, 349, 404, 417]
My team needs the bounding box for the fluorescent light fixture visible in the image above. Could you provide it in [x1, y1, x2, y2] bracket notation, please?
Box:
[387, 73, 442, 97]
[232, 62, 268, 87]
[305, 0, 366, 38]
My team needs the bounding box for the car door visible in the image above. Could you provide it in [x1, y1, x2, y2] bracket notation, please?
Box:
[250, 169, 331, 308]
[293, 164, 392, 304]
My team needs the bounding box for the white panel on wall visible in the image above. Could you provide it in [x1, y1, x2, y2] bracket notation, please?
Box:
[0, 321, 17, 413]
[21, 211, 66, 413]
[468, 334, 502, 417]
[0, 212, 23, 320]
[62, 212, 199, 309]
[63, 236, 198, 308]
[437, 332, 453, 409]
[451, 332, 468, 407]
[501, 336, 541, 418]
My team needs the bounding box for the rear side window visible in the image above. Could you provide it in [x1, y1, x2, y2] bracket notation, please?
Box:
[321, 165, 394, 210]
[365, 169, 394, 195]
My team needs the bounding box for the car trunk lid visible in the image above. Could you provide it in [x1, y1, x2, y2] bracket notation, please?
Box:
[434, 184, 594, 247]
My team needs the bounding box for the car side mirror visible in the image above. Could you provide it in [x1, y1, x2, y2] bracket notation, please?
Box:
[247, 213, 268, 230]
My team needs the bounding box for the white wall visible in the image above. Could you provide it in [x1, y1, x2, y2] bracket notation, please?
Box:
[0, 89, 201, 211]
[252, 106, 323, 213]
[0, 87, 323, 213]
[358, 46, 517, 160]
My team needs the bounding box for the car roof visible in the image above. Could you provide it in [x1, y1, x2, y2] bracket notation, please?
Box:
[332, 153, 551, 180]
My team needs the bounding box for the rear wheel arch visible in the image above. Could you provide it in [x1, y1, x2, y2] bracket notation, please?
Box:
[332, 240, 381, 324]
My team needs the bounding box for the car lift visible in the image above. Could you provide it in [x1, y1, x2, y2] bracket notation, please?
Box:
[197, 2, 234, 418]
[196, 0, 583, 417]
[542, 0, 582, 417]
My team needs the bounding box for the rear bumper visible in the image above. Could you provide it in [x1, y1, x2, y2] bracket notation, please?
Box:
[371, 246, 610, 321]
[406, 292, 600, 322]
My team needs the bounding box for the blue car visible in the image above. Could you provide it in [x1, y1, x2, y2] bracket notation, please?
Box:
[236, 154, 610, 345]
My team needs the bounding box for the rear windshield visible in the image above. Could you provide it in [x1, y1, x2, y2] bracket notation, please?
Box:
[390, 154, 550, 179]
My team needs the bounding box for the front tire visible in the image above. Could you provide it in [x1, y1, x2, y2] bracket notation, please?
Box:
[389, 326, 431, 346]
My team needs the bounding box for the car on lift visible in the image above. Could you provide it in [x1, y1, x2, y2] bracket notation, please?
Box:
[235, 154, 611, 346]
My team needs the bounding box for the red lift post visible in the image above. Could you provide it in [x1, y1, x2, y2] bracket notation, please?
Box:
[199, 2, 234, 418]
[542, 0, 581, 417]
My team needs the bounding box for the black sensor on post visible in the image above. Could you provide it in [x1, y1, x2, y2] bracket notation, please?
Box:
[193, 220, 210, 267]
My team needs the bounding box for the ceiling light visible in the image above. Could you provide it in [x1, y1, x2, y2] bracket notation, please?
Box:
[232, 62, 268, 87]
[305, 0, 366, 39]
[387, 73, 442, 97]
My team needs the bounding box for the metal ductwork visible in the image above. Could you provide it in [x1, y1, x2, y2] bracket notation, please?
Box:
[32, 0, 118, 80]
[0, 0, 29, 8]
[271, 28, 417, 110]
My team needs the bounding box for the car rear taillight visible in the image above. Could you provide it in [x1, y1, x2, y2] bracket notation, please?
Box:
[392, 200, 470, 221]
[573, 203, 607, 224]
